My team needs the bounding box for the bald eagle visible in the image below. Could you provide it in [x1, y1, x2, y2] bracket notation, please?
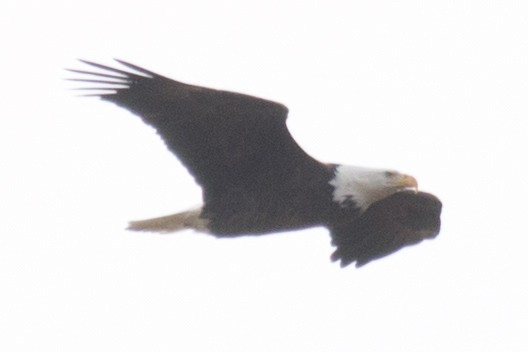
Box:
[68, 60, 441, 267]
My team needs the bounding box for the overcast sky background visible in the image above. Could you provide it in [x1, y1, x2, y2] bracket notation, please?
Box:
[1, 1, 527, 351]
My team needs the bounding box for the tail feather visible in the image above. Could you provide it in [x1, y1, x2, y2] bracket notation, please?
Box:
[127, 208, 208, 233]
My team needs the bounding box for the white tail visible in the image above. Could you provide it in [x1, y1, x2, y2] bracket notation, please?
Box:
[127, 208, 208, 233]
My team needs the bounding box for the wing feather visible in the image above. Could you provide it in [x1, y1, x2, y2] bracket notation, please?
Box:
[68, 60, 322, 196]
[330, 191, 442, 267]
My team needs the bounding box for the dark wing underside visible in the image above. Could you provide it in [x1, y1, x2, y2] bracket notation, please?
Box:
[67, 60, 322, 196]
[330, 191, 442, 267]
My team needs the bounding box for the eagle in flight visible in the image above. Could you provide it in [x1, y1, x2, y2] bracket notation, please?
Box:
[68, 59, 442, 267]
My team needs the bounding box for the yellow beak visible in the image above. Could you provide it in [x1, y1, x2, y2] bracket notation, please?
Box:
[398, 174, 418, 190]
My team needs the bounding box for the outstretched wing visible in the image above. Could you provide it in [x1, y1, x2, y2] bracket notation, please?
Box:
[330, 191, 442, 267]
[67, 59, 321, 194]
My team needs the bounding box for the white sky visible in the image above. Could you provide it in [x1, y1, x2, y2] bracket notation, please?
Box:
[1, 1, 527, 351]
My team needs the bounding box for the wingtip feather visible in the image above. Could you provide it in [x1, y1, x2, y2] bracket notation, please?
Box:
[113, 59, 158, 77]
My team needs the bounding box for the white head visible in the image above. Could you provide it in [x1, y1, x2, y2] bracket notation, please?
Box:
[329, 165, 418, 211]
